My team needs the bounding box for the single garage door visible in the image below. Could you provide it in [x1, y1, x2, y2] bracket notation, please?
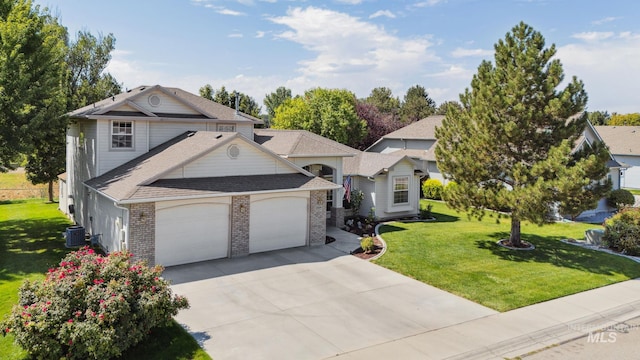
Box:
[155, 199, 230, 266]
[250, 193, 308, 253]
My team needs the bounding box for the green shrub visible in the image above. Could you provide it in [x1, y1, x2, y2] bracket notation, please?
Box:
[607, 189, 635, 210]
[360, 237, 376, 253]
[1, 247, 189, 360]
[422, 179, 444, 200]
[442, 181, 457, 202]
[603, 208, 640, 256]
[420, 203, 433, 219]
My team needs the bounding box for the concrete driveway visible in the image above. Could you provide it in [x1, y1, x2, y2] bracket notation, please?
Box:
[163, 230, 497, 360]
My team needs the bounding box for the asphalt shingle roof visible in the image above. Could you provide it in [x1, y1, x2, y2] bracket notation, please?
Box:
[69, 85, 263, 124]
[380, 115, 444, 140]
[343, 151, 418, 177]
[85, 131, 336, 202]
[594, 126, 640, 156]
[254, 129, 357, 157]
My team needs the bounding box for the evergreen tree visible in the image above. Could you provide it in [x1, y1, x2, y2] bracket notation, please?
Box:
[435, 100, 463, 115]
[365, 87, 401, 115]
[400, 85, 436, 123]
[201, 84, 261, 117]
[587, 110, 610, 126]
[435, 22, 610, 247]
[263, 86, 292, 122]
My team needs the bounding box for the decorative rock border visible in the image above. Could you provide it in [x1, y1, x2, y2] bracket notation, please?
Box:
[561, 239, 640, 264]
[496, 239, 536, 251]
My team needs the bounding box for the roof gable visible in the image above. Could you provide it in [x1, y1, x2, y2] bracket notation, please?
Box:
[344, 151, 420, 177]
[68, 85, 263, 124]
[85, 131, 313, 201]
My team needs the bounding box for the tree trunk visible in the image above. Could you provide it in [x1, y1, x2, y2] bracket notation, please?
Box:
[48, 180, 53, 203]
[509, 217, 521, 247]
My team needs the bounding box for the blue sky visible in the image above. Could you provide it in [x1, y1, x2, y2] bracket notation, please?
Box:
[42, 0, 639, 113]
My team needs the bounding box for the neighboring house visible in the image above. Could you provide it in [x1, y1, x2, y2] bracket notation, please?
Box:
[366, 115, 624, 217]
[594, 126, 640, 189]
[61, 85, 421, 267]
[366, 115, 445, 184]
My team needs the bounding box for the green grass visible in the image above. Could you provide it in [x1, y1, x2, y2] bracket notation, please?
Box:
[624, 188, 640, 196]
[375, 200, 640, 312]
[0, 200, 210, 360]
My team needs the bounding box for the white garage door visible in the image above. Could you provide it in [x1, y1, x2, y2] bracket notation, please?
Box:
[155, 199, 229, 266]
[250, 193, 308, 253]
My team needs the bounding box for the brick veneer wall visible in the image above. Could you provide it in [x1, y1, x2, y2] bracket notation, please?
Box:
[309, 190, 326, 246]
[129, 203, 156, 265]
[331, 206, 345, 228]
[231, 195, 250, 256]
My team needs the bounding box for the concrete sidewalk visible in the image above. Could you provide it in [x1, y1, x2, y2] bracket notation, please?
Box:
[334, 279, 640, 360]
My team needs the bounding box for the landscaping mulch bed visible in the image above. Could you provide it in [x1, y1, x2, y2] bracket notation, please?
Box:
[351, 236, 383, 260]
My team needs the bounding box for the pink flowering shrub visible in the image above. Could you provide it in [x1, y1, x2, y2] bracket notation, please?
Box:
[1, 247, 189, 360]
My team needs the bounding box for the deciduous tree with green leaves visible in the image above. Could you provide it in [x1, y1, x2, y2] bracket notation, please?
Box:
[364, 87, 401, 115]
[0, 0, 67, 193]
[435, 22, 610, 247]
[263, 86, 292, 122]
[608, 112, 640, 126]
[272, 88, 366, 148]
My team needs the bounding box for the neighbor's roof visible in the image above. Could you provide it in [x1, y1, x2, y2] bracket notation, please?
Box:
[380, 115, 444, 140]
[68, 85, 263, 124]
[383, 148, 437, 162]
[594, 126, 640, 156]
[254, 129, 357, 158]
[85, 131, 336, 202]
[343, 151, 420, 177]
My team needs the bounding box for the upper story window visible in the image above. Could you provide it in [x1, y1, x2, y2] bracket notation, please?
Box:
[217, 124, 236, 132]
[111, 121, 133, 149]
[393, 176, 409, 205]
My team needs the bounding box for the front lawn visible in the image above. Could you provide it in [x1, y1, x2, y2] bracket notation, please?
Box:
[0, 200, 210, 360]
[375, 200, 640, 312]
[625, 188, 640, 196]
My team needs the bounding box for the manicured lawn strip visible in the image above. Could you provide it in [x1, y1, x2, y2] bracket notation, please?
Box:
[624, 188, 640, 196]
[375, 200, 640, 312]
[0, 200, 210, 360]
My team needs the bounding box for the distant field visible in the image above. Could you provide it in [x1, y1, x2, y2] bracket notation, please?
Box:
[0, 169, 58, 201]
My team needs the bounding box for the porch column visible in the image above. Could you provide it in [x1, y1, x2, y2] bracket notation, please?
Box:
[331, 159, 345, 227]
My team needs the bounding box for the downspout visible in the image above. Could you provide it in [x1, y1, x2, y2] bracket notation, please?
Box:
[113, 202, 130, 251]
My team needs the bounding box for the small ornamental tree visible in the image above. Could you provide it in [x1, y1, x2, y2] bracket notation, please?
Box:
[606, 189, 636, 210]
[1, 247, 189, 360]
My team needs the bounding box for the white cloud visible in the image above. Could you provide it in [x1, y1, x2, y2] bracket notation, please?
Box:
[451, 47, 492, 58]
[558, 32, 640, 113]
[571, 31, 614, 41]
[335, 0, 363, 4]
[268, 7, 438, 97]
[255, 31, 266, 38]
[216, 8, 246, 16]
[412, 0, 445, 8]
[592, 16, 619, 25]
[369, 10, 396, 19]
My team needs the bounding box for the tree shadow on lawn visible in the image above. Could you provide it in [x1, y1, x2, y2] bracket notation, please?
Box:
[475, 231, 640, 277]
[0, 217, 71, 282]
[432, 211, 460, 223]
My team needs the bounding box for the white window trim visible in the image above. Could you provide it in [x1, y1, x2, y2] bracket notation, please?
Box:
[110, 121, 134, 150]
[392, 176, 410, 205]
[216, 123, 236, 132]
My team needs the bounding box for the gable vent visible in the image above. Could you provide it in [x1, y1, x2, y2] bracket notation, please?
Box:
[148, 94, 161, 107]
[227, 144, 240, 159]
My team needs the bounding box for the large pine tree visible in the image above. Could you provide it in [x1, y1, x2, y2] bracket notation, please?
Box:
[435, 22, 610, 247]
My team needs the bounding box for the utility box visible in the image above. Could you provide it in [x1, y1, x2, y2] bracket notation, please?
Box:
[65, 226, 86, 247]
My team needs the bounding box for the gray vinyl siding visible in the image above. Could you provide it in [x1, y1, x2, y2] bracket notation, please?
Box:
[149, 121, 208, 148]
[132, 89, 201, 115]
[66, 121, 98, 228]
[163, 141, 298, 179]
[357, 177, 376, 217]
[617, 155, 640, 189]
[98, 119, 149, 175]
[87, 192, 128, 253]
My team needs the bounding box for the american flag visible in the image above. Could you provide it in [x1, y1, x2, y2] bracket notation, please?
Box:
[343, 175, 351, 203]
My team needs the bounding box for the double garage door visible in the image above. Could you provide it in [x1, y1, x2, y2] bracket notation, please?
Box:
[155, 193, 309, 266]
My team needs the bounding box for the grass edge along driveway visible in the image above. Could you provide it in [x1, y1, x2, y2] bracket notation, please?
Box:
[375, 200, 640, 312]
[0, 199, 210, 360]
